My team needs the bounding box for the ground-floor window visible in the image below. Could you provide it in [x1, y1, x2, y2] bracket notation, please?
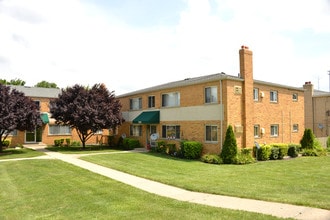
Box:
[49, 125, 71, 135]
[292, 124, 299, 132]
[162, 125, 180, 139]
[254, 125, 260, 137]
[205, 125, 218, 142]
[270, 124, 279, 137]
[130, 125, 142, 136]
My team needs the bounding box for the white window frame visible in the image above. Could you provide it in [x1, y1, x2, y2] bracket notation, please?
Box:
[130, 125, 142, 136]
[254, 125, 260, 137]
[270, 124, 279, 137]
[253, 88, 259, 101]
[292, 93, 298, 102]
[162, 92, 180, 107]
[162, 125, 180, 139]
[270, 90, 278, 103]
[292, 124, 299, 132]
[205, 87, 218, 103]
[205, 125, 218, 142]
[148, 95, 155, 108]
[49, 125, 71, 135]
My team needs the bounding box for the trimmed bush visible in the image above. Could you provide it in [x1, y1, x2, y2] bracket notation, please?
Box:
[234, 148, 255, 165]
[65, 138, 71, 146]
[180, 141, 203, 159]
[220, 125, 238, 164]
[2, 140, 10, 148]
[253, 144, 271, 161]
[288, 144, 299, 158]
[270, 147, 279, 160]
[270, 143, 288, 159]
[201, 154, 222, 164]
[300, 129, 314, 149]
[123, 138, 140, 150]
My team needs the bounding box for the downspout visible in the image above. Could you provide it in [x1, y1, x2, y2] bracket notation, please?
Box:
[220, 79, 223, 151]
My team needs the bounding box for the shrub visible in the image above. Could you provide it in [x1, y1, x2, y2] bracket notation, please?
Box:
[234, 148, 255, 165]
[288, 144, 299, 158]
[253, 144, 271, 161]
[180, 141, 203, 159]
[2, 140, 10, 148]
[54, 139, 61, 146]
[123, 138, 140, 150]
[220, 125, 238, 164]
[65, 138, 71, 146]
[166, 143, 177, 155]
[201, 154, 222, 164]
[300, 129, 314, 149]
[270, 147, 279, 160]
[71, 141, 81, 147]
[270, 143, 288, 159]
[327, 136, 330, 151]
[154, 141, 167, 153]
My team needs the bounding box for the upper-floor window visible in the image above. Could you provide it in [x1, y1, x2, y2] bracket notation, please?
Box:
[148, 96, 155, 108]
[254, 125, 260, 137]
[49, 125, 71, 135]
[270, 124, 279, 137]
[270, 90, 278, 103]
[205, 125, 218, 142]
[292, 124, 299, 132]
[162, 92, 180, 107]
[253, 88, 259, 101]
[292, 93, 298, 102]
[162, 125, 180, 139]
[130, 97, 142, 110]
[205, 87, 217, 103]
[130, 125, 142, 136]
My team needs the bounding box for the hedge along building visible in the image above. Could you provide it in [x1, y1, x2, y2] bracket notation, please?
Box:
[117, 46, 305, 154]
[6, 86, 109, 147]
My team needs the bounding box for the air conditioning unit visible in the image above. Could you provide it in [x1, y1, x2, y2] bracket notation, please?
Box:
[260, 92, 265, 98]
[260, 128, 265, 134]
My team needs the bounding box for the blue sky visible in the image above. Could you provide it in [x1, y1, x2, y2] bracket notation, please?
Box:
[0, 0, 329, 95]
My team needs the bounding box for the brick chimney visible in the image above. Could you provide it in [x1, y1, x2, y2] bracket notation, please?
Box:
[239, 45, 254, 148]
[303, 81, 314, 130]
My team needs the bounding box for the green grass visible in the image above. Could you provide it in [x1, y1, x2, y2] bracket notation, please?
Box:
[46, 145, 122, 154]
[0, 148, 45, 159]
[82, 152, 330, 210]
[0, 159, 284, 220]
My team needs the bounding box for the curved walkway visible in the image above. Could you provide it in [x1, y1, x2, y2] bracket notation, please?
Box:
[10, 145, 330, 220]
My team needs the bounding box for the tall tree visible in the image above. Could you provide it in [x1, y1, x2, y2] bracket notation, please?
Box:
[50, 84, 124, 148]
[0, 84, 42, 151]
[35, 81, 58, 88]
[220, 125, 238, 164]
[0, 78, 25, 86]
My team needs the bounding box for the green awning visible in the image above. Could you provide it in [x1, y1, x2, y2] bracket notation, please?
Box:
[132, 111, 160, 124]
[40, 113, 49, 124]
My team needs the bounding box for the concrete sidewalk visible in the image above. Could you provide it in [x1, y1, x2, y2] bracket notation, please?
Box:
[24, 145, 330, 220]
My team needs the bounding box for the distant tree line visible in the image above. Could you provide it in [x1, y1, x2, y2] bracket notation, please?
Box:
[0, 78, 58, 88]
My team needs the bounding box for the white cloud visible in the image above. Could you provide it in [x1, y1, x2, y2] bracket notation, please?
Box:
[0, 0, 329, 94]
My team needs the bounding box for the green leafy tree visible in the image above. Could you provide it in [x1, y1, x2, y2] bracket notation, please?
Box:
[35, 81, 58, 88]
[0, 78, 25, 86]
[0, 84, 42, 151]
[50, 84, 124, 148]
[300, 128, 314, 149]
[220, 125, 238, 164]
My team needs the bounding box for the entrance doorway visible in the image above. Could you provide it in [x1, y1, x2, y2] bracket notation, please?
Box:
[146, 125, 157, 147]
[25, 127, 42, 143]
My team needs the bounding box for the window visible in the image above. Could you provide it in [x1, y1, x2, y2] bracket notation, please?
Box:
[49, 125, 71, 135]
[270, 90, 278, 102]
[205, 87, 217, 103]
[254, 125, 260, 137]
[270, 125, 279, 137]
[1, 129, 18, 136]
[162, 92, 180, 107]
[130, 125, 142, 136]
[34, 100, 40, 108]
[130, 97, 142, 110]
[148, 96, 155, 108]
[292, 124, 299, 132]
[205, 125, 218, 142]
[253, 88, 259, 101]
[162, 125, 180, 139]
[95, 130, 103, 134]
[292, 93, 298, 101]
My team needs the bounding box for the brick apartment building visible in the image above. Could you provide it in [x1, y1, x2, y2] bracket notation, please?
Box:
[6, 86, 108, 147]
[117, 46, 305, 154]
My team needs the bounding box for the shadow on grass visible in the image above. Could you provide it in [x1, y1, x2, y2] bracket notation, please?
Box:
[144, 151, 199, 163]
[46, 145, 124, 153]
[0, 148, 25, 156]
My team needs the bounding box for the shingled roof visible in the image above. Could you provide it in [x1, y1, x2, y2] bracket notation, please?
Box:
[9, 85, 61, 98]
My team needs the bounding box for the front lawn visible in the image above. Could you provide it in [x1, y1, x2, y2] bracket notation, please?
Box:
[0, 159, 283, 220]
[0, 147, 45, 160]
[82, 152, 330, 210]
[46, 145, 122, 154]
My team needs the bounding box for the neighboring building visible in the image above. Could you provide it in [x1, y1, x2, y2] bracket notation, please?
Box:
[303, 81, 330, 139]
[117, 46, 305, 154]
[6, 86, 108, 147]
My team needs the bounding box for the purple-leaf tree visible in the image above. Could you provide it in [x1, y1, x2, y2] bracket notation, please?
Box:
[0, 84, 42, 152]
[50, 84, 124, 148]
